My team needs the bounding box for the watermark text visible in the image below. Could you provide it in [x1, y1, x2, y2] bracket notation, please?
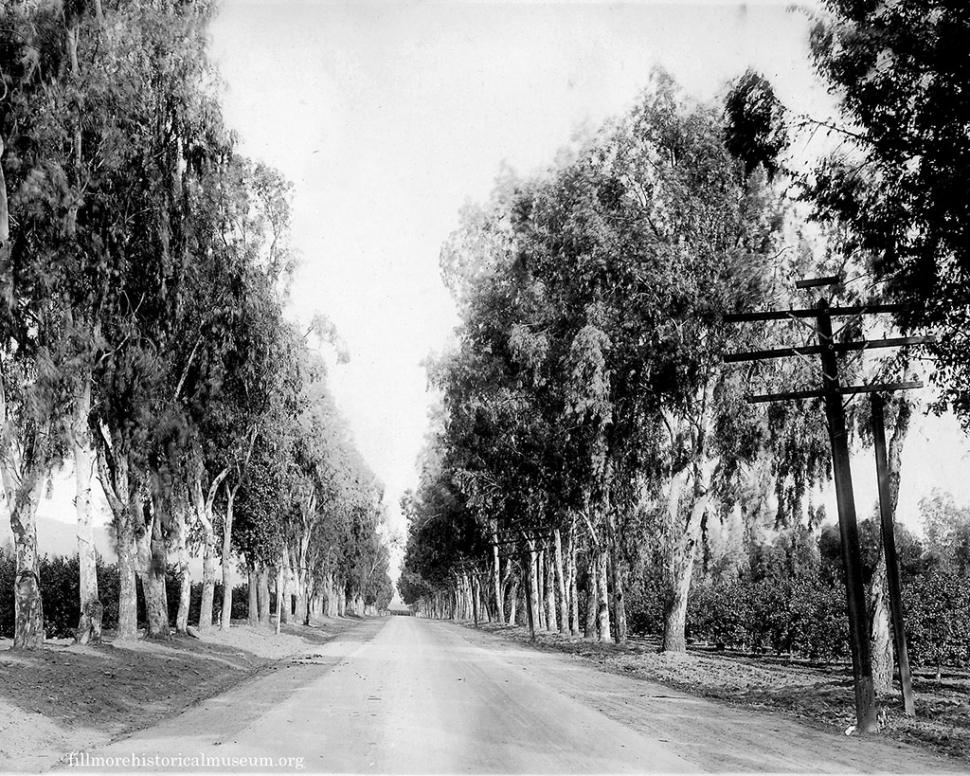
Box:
[65, 751, 306, 770]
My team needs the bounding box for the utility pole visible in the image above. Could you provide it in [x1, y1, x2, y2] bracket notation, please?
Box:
[815, 299, 876, 732]
[725, 284, 931, 733]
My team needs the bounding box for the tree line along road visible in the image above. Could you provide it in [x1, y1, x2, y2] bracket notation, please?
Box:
[62, 617, 958, 774]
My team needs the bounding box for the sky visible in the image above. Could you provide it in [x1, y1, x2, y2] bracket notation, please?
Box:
[4, 0, 970, 579]
[204, 0, 844, 564]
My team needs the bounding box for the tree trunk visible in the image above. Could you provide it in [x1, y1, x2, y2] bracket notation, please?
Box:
[596, 549, 611, 643]
[11, 478, 45, 650]
[174, 505, 191, 634]
[258, 566, 270, 625]
[869, 396, 913, 694]
[544, 543, 558, 632]
[138, 502, 170, 639]
[526, 546, 538, 642]
[219, 486, 238, 630]
[189, 466, 228, 633]
[275, 566, 283, 634]
[247, 566, 258, 627]
[507, 575, 519, 626]
[280, 565, 291, 624]
[554, 528, 567, 634]
[472, 575, 480, 627]
[568, 520, 579, 635]
[662, 470, 709, 652]
[198, 520, 216, 632]
[491, 520, 505, 624]
[607, 512, 627, 645]
[73, 373, 102, 645]
[115, 504, 138, 641]
[295, 572, 308, 625]
[584, 550, 597, 639]
[869, 556, 894, 694]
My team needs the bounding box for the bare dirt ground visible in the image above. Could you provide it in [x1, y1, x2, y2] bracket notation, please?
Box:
[0, 617, 365, 773]
[473, 621, 970, 766]
[44, 616, 958, 774]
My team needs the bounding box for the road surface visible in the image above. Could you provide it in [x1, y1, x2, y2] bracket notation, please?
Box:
[63, 617, 958, 773]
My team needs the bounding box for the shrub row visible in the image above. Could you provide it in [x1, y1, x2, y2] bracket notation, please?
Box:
[0, 550, 250, 639]
[685, 569, 970, 667]
[686, 574, 848, 660]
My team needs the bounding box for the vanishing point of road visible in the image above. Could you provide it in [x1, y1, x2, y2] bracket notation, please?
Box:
[67, 617, 957, 773]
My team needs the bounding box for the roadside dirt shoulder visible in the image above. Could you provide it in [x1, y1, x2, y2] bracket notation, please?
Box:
[455, 620, 965, 773]
[0, 617, 367, 773]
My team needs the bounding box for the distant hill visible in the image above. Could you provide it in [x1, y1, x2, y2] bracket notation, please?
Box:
[0, 514, 115, 561]
[0, 467, 116, 560]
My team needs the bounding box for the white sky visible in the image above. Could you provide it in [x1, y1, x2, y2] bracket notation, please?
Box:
[195, 0, 970, 575]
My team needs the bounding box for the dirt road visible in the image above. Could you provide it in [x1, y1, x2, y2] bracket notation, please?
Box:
[60, 616, 958, 773]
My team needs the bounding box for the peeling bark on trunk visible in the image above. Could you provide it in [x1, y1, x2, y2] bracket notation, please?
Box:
[190, 466, 227, 634]
[198, 520, 216, 632]
[175, 505, 191, 634]
[275, 566, 284, 634]
[247, 566, 258, 627]
[584, 550, 597, 639]
[11, 479, 45, 650]
[661, 469, 709, 652]
[568, 520, 579, 635]
[73, 373, 101, 645]
[870, 557, 894, 694]
[544, 546, 557, 631]
[491, 520, 504, 625]
[596, 549, 611, 642]
[97, 441, 138, 641]
[280, 563, 291, 624]
[507, 575, 519, 626]
[219, 486, 238, 630]
[471, 575, 480, 627]
[869, 397, 912, 695]
[607, 512, 627, 645]
[295, 578, 308, 625]
[138, 502, 170, 639]
[526, 543, 539, 641]
[553, 528, 567, 634]
[115, 506, 138, 640]
[258, 566, 270, 625]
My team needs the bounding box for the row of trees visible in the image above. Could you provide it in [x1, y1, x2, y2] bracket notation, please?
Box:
[401, 68, 811, 648]
[0, 0, 391, 649]
[399, 0, 970, 685]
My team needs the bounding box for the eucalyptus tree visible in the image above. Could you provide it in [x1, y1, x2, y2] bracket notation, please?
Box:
[233, 415, 291, 626]
[173, 158, 293, 634]
[438, 170, 594, 636]
[807, 1, 969, 420]
[77, 0, 241, 640]
[0, 0, 224, 645]
[0, 1, 77, 648]
[423, 72, 793, 651]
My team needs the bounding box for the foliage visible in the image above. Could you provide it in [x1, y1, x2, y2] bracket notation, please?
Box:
[724, 69, 789, 181]
[904, 569, 970, 668]
[807, 1, 970, 424]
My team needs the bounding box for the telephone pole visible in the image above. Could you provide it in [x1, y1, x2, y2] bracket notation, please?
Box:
[725, 285, 931, 733]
